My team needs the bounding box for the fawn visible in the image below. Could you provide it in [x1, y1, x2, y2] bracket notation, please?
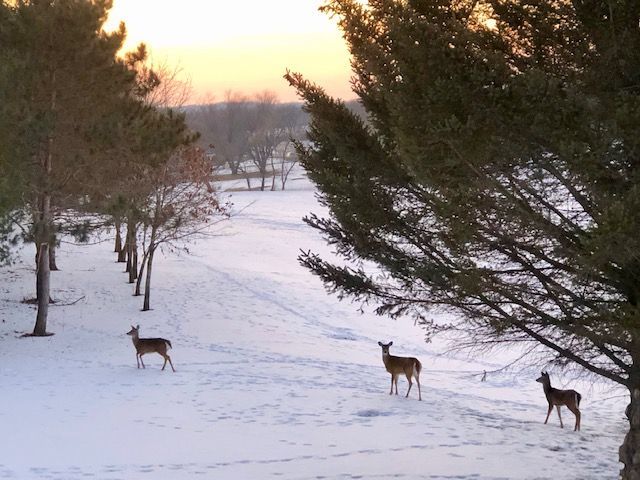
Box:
[378, 341, 422, 400]
[536, 371, 581, 431]
[126, 325, 175, 372]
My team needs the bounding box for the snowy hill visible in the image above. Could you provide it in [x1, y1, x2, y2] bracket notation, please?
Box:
[0, 176, 629, 479]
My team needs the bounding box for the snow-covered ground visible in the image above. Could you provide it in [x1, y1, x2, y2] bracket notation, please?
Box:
[0, 174, 630, 479]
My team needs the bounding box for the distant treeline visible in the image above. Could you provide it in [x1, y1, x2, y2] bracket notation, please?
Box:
[185, 92, 366, 191]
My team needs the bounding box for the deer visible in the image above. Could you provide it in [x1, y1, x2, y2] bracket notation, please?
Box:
[536, 371, 581, 431]
[126, 325, 175, 372]
[378, 341, 422, 401]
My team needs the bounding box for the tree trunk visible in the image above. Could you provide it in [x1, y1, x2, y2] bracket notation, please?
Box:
[125, 239, 131, 272]
[142, 246, 155, 311]
[114, 217, 122, 254]
[33, 242, 50, 336]
[280, 141, 292, 190]
[270, 157, 277, 191]
[230, 158, 239, 175]
[118, 218, 128, 263]
[281, 160, 288, 190]
[260, 163, 267, 191]
[129, 240, 138, 284]
[126, 219, 138, 282]
[32, 61, 56, 335]
[242, 165, 252, 190]
[134, 251, 148, 296]
[48, 237, 58, 271]
[119, 241, 128, 263]
[35, 233, 58, 271]
[621, 387, 640, 479]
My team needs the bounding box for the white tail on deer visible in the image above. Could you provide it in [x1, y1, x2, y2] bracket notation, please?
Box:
[536, 371, 581, 431]
[378, 341, 422, 401]
[126, 325, 175, 372]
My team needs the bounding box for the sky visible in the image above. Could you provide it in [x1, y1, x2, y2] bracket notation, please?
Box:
[104, 0, 355, 104]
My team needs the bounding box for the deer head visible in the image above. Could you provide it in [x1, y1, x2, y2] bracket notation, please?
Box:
[126, 325, 140, 336]
[378, 341, 393, 355]
[536, 371, 550, 384]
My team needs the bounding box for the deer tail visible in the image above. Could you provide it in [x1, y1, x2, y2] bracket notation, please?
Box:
[165, 339, 173, 350]
[415, 359, 422, 375]
[576, 392, 582, 407]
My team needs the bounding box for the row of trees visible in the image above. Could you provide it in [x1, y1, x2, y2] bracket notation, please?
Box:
[0, 0, 226, 334]
[286, 0, 640, 477]
[188, 92, 307, 191]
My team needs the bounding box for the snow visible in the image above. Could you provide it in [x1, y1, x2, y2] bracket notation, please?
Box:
[0, 174, 629, 479]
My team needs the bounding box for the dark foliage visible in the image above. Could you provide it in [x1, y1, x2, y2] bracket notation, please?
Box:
[286, 1, 640, 476]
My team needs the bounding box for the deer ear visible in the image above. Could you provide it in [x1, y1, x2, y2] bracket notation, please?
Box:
[136, 324, 140, 329]
[378, 341, 383, 346]
[389, 341, 393, 346]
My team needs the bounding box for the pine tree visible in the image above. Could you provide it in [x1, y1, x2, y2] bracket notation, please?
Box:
[0, 2, 27, 264]
[286, 1, 640, 476]
[3, 0, 139, 335]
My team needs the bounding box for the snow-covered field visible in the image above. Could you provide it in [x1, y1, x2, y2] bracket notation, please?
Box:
[0, 175, 630, 479]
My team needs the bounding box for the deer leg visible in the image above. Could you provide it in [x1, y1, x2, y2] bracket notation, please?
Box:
[544, 404, 553, 424]
[161, 354, 175, 372]
[166, 355, 176, 372]
[135, 353, 140, 369]
[405, 372, 413, 398]
[389, 375, 394, 395]
[139, 353, 146, 369]
[556, 405, 564, 428]
[394, 375, 399, 395]
[415, 372, 422, 401]
[567, 404, 580, 431]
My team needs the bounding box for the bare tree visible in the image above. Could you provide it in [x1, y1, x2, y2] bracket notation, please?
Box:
[187, 94, 306, 192]
[135, 146, 228, 310]
[248, 91, 284, 191]
[189, 91, 252, 175]
[277, 104, 306, 190]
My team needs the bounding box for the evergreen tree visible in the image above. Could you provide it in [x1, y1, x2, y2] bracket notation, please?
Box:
[0, 2, 27, 264]
[286, 1, 640, 476]
[3, 0, 139, 335]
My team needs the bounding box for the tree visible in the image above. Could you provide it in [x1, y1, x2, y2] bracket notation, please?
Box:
[117, 59, 190, 288]
[135, 145, 227, 311]
[189, 91, 252, 175]
[275, 103, 306, 190]
[286, 1, 640, 477]
[0, 4, 24, 264]
[115, 61, 227, 311]
[247, 91, 285, 191]
[3, 0, 139, 335]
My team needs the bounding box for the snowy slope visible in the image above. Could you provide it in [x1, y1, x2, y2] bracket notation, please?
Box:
[0, 175, 629, 480]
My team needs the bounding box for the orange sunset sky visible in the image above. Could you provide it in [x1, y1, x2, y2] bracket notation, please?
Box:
[104, 0, 355, 104]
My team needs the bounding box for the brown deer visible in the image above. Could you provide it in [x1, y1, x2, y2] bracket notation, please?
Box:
[126, 325, 175, 372]
[378, 341, 422, 400]
[536, 371, 581, 431]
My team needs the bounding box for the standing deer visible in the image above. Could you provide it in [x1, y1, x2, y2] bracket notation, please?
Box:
[126, 325, 175, 372]
[536, 371, 581, 431]
[378, 341, 422, 401]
